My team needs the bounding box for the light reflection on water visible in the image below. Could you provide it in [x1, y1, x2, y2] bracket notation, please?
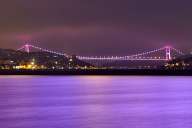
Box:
[0, 76, 192, 128]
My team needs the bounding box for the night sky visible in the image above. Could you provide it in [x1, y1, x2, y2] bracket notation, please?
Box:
[0, 0, 192, 55]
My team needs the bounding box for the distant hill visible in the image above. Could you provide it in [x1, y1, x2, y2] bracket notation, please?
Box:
[166, 54, 192, 69]
[0, 48, 91, 69]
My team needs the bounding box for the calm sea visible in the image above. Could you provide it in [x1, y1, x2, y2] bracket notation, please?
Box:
[0, 76, 192, 128]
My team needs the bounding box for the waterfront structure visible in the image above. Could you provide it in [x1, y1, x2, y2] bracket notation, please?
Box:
[16, 44, 184, 69]
[0, 43, 188, 70]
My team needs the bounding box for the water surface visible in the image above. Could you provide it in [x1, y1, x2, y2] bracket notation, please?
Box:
[0, 76, 192, 128]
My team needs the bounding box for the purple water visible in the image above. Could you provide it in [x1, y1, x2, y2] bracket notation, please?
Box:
[0, 76, 192, 128]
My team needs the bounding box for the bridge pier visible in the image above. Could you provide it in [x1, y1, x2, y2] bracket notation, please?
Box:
[165, 47, 171, 60]
[24, 44, 30, 53]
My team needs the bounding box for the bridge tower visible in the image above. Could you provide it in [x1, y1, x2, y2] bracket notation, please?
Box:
[165, 46, 171, 60]
[24, 44, 30, 53]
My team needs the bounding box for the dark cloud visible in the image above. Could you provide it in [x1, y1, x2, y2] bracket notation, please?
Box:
[0, 0, 192, 55]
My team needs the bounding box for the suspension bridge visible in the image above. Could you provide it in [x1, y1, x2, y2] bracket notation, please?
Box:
[17, 43, 184, 66]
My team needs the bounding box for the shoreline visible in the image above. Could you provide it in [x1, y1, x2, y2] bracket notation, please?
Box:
[0, 69, 192, 76]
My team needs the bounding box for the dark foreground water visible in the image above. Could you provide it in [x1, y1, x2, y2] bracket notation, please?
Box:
[0, 76, 192, 128]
